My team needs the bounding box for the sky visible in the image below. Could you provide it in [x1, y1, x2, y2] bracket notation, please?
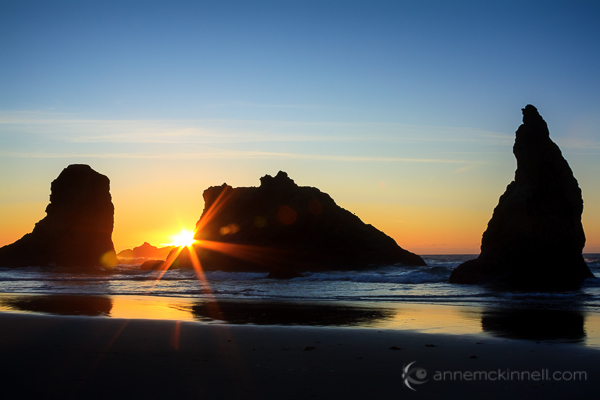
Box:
[1, 0, 600, 254]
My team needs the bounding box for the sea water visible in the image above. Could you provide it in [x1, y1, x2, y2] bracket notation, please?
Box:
[0, 254, 598, 311]
[1, 254, 599, 346]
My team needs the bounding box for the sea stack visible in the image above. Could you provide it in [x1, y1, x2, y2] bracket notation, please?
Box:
[449, 105, 594, 289]
[117, 242, 175, 260]
[171, 171, 425, 273]
[0, 165, 118, 268]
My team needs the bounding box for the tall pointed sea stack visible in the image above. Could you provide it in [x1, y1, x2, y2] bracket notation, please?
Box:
[0, 165, 118, 268]
[171, 171, 425, 273]
[449, 105, 593, 289]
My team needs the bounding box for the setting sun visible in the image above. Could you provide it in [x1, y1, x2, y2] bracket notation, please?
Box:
[169, 229, 196, 248]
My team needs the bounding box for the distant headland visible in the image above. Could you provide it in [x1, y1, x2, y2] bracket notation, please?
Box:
[117, 242, 175, 263]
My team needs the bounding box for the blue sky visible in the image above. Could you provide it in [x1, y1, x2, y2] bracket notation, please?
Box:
[1, 0, 599, 253]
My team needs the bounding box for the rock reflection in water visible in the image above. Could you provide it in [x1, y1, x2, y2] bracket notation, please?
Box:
[2, 295, 112, 316]
[481, 308, 585, 343]
[191, 300, 395, 327]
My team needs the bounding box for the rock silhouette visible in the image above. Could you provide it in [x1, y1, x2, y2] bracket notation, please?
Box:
[139, 259, 165, 271]
[190, 300, 395, 326]
[171, 171, 425, 273]
[117, 242, 174, 260]
[449, 105, 594, 289]
[0, 165, 118, 268]
[480, 308, 585, 342]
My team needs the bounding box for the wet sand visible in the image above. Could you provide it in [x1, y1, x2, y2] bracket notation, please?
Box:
[2, 293, 599, 346]
[0, 311, 598, 399]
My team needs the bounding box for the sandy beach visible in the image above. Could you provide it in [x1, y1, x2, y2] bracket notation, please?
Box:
[1, 308, 598, 400]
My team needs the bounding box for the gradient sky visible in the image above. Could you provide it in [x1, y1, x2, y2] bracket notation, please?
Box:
[1, 0, 599, 254]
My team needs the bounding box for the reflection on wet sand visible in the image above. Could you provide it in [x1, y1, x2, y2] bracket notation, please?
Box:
[0, 293, 598, 347]
[481, 308, 586, 343]
[1, 294, 112, 316]
[191, 300, 395, 327]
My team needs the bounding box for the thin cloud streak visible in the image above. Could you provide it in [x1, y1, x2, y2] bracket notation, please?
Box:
[206, 101, 323, 109]
[556, 137, 600, 151]
[0, 149, 480, 164]
[0, 110, 514, 146]
[452, 165, 474, 174]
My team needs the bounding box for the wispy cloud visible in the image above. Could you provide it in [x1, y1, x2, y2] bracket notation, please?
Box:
[0, 110, 513, 146]
[0, 149, 479, 164]
[555, 137, 600, 151]
[452, 165, 473, 174]
[205, 101, 323, 109]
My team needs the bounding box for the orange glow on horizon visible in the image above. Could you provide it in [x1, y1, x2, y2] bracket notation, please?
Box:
[146, 188, 236, 302]
[144, 186, 289, 310]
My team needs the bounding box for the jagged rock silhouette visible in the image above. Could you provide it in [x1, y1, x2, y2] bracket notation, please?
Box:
[450, 105, 593, 289]
[171, 171, 425, 274]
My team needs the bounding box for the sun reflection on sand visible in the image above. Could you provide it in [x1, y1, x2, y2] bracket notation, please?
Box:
[375, 303, 483, 335]
[108, 296, 193, 320]
[2, 294, 600, 347]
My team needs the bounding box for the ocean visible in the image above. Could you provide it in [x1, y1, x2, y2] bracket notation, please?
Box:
[2, 253, 600, 349]
[0, 254, 598, 310]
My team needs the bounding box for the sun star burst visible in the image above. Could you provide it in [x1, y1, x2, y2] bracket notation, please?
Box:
[171, 229, 196, 248]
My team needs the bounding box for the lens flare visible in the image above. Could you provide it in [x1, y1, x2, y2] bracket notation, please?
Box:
[170, 229, 196, 248]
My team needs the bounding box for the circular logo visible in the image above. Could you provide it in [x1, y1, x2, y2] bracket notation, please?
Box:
[403, 361, 428, 391]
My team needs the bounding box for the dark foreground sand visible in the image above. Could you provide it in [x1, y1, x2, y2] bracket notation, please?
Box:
[0, 312, 598, 400]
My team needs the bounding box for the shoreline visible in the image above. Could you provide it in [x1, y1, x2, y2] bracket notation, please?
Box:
[1, 292, 600, 348]
[0, 311, 598, 399]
